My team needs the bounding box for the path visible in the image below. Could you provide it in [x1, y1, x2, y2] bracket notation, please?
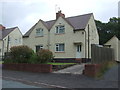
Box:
[53, 64, 85, 74]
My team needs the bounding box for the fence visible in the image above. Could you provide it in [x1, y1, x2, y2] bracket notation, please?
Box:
[91, 44, 114, 64]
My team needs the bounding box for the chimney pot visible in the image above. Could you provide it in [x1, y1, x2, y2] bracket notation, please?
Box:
[56, 10, 65, 19]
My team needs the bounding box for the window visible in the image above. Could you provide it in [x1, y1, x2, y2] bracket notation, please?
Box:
[56, 25, 65, 34]
[36, 45, 43, 52]
[36, 28, 43, 36]
[55, 43, 65, 52]
[15, 39, 18, 44]
[77, 45, 81, 52]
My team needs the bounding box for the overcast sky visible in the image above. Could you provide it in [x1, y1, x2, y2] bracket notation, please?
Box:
[0, 0, 119, 34]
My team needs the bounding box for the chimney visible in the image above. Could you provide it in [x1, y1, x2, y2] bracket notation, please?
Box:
[0, 24, 6, 30]
[56, 10, 65, 19]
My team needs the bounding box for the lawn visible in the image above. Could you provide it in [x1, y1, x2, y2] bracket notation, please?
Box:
[0, 61, 3, 64]
[47, 62, 76, 65]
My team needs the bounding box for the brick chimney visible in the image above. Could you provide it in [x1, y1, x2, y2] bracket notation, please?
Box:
[56, 10, 65, 19]
[0, 24, 6, 30]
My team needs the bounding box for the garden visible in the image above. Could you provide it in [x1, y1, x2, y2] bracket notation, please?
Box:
[2, 45, 76, 72]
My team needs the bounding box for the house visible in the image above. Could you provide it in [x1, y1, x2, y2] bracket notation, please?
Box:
[23, 11, 99, 61]
[104, 36, 120, 62]
[0, 25, 23, 59]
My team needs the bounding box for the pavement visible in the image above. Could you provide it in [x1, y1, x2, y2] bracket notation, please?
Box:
[53, 64, 85, 74]
[2, 64, 119, 88]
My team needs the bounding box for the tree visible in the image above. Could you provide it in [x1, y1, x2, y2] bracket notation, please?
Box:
[95, 17, 120, 45]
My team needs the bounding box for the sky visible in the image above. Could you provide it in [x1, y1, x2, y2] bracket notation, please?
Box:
[0, 0, 119, 34]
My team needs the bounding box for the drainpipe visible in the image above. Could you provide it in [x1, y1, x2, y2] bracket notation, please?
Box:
[2, 39, 4, 60]
[47, 30, 50, 50]
[84, 30, 87, 59]
[6, 35, 10, 53]
[88, 24, 90, 59]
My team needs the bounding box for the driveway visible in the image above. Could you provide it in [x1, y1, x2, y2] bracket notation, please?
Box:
[2, 64, 119, 88]
[53, 64, 85, 74]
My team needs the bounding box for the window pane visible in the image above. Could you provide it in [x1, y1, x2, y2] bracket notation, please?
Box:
[55, 26, 65, 34]
[36, 46, 40, 52]
[36, 45, 43, 52]
[59, 44, 64, 51]
[36, 28, 43, 36]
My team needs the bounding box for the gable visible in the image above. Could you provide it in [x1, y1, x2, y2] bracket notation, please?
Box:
[50, 17, 74, 31]
[23, 13, 93, 37]
[0, 27, 18, 40]
[23, 20, 49, 38]
[105, 36, 119, 45]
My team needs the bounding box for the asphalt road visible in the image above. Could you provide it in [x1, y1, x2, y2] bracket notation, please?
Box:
[2, 79, 40, 88]
[2, 64, 119, 88]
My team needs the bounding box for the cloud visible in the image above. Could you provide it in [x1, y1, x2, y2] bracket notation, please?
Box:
[0, 0, 119, 34]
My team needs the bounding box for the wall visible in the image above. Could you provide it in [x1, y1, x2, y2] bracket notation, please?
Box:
[3, 28, 23, 55]
[50, 17, 85, 58]
[23, 20, 49, 52]
[104, 36, 118, 61]
[118, 40, 120, 61]
[23, 15, 99, 59]
[0, 40, 2, 59]
[85, 15, 99, 58]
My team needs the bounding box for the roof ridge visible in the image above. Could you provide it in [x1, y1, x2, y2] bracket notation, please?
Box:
[5, 26, 17, 30]
[44, 13, 93, 23]
[66, 13, 93, 19]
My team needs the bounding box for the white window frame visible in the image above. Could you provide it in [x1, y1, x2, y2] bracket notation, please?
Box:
[55, 43, 65, 52]
[36, 28, 44, 36]
[55, 25, 65, 34]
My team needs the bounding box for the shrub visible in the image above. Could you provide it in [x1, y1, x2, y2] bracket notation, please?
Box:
[7, 45, 34, 63]
[36, 49, 53, 64]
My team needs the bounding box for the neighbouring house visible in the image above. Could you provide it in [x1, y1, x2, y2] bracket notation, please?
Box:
[0, 24, 23, 59]
[104, 36, 120, 62]
[23, 11, 99, 61]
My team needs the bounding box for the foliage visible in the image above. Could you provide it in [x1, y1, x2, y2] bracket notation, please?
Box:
[95, 17, 120, 45]
[36, 49, 53, 64]
[4, 45, 34, 63]
[96, 61, 117, 78]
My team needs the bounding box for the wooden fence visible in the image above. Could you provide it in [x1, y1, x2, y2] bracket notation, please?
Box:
[91, 44, 114, 64]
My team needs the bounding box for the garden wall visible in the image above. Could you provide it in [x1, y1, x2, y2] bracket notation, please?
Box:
[3, 63, 52, 73]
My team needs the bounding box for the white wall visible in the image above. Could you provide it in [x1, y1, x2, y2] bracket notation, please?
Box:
[105, 36, 119, 61]
[23, 20, 49, 52]
[2, 28, 23, 55]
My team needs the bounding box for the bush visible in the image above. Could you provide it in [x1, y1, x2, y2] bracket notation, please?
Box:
[36, 49, 53, 64]
[4, 45, 34, 63]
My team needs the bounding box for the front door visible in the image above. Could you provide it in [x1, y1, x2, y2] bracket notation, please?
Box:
[76, 45, 82, 58]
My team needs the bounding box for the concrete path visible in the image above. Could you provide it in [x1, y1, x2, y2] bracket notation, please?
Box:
[53, 64, 85, 74]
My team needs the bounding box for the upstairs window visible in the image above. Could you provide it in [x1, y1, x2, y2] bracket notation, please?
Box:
[55, 43, 65, 52]
[56, 25, 65, 34]
[36, 45, 43, 52]
[36, 28, 43, 36]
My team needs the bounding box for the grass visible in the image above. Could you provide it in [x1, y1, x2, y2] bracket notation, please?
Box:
[0, 61, 3, 64]
[47, 62, 76, 65]
[96, 61, 118, 78]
